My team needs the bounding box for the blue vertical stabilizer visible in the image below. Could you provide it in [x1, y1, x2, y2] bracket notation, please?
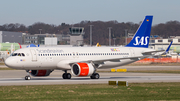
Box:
[126, 16, 153, 48]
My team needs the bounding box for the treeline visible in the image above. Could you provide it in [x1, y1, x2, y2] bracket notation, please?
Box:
[0, 20, 180, 45]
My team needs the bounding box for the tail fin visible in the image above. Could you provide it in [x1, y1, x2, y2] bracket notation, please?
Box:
[126, 16, 153, 48]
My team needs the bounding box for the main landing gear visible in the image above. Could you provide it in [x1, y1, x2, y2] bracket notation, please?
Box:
[25, 70, 31, 80]
[90, 73, 100, 79]
[62, 70, 71, 79]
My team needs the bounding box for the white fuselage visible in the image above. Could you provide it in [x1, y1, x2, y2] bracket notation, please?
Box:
[5, 46, 154, 70]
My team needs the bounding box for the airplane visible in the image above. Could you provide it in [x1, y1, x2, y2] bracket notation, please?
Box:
[5, 15, 172, 80]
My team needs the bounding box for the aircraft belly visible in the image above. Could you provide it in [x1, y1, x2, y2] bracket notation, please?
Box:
[23, 61, 56, 70]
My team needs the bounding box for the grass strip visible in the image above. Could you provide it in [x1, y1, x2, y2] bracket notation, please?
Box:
[0, 68, 15, 70]
[0, 83, 180, 101]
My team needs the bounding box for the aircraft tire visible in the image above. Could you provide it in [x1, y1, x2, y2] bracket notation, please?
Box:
[66, 73, 71, 79]
[62, 73, 67, 79]
[90, 75, 94, 79]
[94, 73, 100, 79]
[90, 73, 100, 79]
[25, 76, 31, 80]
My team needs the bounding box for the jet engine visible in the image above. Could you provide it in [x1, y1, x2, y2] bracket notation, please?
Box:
[30, 70, 53, 76]
[71, 63, 95, 76]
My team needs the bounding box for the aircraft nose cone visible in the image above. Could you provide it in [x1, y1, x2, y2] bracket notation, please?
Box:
[5, 58, 14, 68]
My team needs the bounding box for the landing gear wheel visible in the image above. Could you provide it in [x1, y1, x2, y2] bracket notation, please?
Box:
[90, 73, 100, 79]
[25, 76, 31, 80]
[94, 73, 100, 79]
[62, 73, 66, 79]
[66, 73, 71, 79]
[62, 73, 71, 79]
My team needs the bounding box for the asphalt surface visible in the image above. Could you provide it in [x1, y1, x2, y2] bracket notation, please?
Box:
[0, 65, 180, 86]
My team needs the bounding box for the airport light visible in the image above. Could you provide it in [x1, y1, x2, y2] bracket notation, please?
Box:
[125, 29, 128, 45]
[89, 25, 93, 46]
[108, 27, 112, 46]
[113, 38, 116, 46]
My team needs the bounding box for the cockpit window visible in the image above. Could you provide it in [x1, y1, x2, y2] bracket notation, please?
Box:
[18, 53, 21, 56]
[12, 53, 17, 56]
[11, 53, 25, 57]
[21, 53, 25, 56]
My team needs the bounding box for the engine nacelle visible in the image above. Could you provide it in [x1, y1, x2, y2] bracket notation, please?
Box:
[71, 63, 95, 76]
[30, 70, 53, 76]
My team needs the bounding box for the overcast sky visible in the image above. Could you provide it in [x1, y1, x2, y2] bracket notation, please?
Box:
[0, 0, 180, 26]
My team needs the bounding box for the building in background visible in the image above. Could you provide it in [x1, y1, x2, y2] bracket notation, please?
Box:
[69, 27, 84, 46]
[45, 37, 57, 46]
[24, 34, 56, 45]
[0, 31, 23, 44]
[0, 43, 22, 61]
[149, 36, 180, 52]
[23, 27, 84, 46]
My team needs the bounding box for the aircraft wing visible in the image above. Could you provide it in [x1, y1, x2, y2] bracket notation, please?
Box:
[141, 50, 165, 55]
[68, 55, 150, 65]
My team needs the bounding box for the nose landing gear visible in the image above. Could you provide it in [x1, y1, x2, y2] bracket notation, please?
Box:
[25, 70, 31, 80]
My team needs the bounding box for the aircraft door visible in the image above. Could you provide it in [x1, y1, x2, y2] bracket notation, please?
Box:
[30, 49, 37, 61]
[129, 48, 135, 56]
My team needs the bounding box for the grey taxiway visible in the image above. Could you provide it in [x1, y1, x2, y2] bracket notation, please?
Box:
[0, 66, 180, 86]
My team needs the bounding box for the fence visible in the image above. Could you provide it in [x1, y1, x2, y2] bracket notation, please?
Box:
[135, 56, 180, 64]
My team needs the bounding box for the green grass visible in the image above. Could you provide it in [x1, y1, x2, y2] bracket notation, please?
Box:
[0, 83, 180, 101]
[0, 63, 5, 65]
[0, 68, 15, 70]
